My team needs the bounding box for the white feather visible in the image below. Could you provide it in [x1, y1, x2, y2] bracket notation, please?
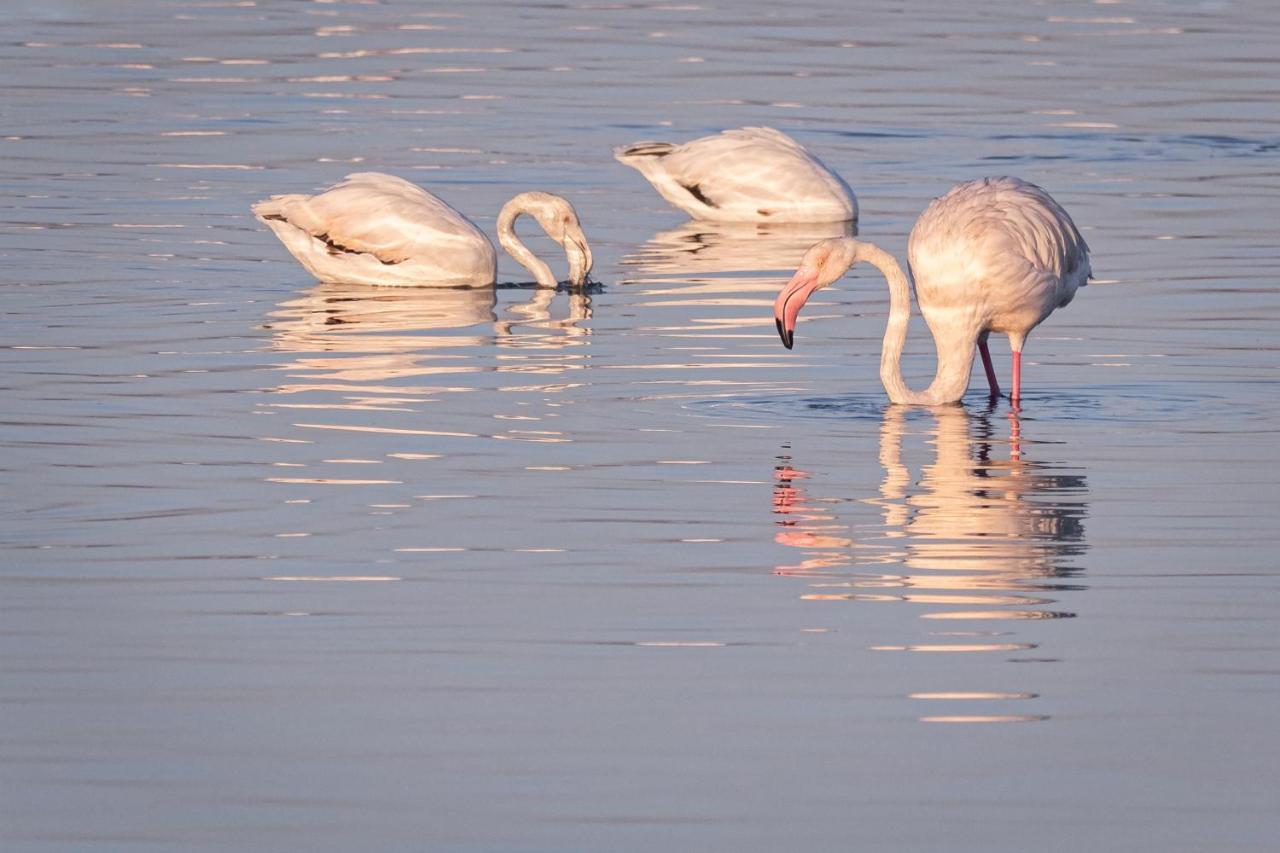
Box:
[615, 127, 857, 223]
[253, 174, 592, 288]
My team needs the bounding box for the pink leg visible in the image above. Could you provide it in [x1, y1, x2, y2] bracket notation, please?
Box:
[978, 339, 1000, 397]
[1011, 351, 1022, 403]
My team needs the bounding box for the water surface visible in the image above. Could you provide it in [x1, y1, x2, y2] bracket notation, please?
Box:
[4, 2, 1279, 851]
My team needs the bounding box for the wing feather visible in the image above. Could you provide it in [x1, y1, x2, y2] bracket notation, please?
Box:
[614, 126, 856, 222]
[661, 128, 852, 212]
[910, 177, 1089, 287]
[254, 173, 486, 265]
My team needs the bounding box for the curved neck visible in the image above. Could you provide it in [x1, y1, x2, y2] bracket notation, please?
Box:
[496, 200, 558, 288]
[853, 240, 976, 406]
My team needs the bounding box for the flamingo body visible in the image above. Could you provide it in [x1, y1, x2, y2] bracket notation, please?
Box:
[253, 173, 591, 288]
[908, 177, 1089, 355]
[774, 177, 1089, 404]
[615, 127, 856, 223]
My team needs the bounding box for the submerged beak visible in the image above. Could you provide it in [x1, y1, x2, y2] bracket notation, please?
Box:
[564, 228, 593, 287]
[773, 268, 820, 350]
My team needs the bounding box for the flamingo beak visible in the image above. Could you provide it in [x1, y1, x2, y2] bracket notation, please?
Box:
[773, 268, 820, 350]
[564, 227, 592, 287]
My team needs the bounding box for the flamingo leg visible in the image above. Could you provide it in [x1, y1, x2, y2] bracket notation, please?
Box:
[978, 338, 1000, 397]
[1011, 350, 1022, 403]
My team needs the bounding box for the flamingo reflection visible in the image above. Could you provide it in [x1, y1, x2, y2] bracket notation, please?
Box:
[262, 281, 593, 404]
[773, 404, 1087, 722]
[774, 404, 1087, 616]
[624, 219, 855, 277]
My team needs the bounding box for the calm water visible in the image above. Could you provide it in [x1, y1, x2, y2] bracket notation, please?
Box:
[4, 2, 1280, 850]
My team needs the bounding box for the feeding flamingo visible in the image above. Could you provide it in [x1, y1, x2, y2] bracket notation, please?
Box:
[253, 173, 592, 288]
[773, 177, 1089, 404]
[615, 127, 856, 223]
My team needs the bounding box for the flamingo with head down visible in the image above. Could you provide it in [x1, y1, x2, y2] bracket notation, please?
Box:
[615, 127, 856, 224]
[773, 176, 1089, 404]
[253, 173, 592, 288]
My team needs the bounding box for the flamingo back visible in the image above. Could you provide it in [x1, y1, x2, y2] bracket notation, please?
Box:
[907, 177, 1090, 336]
[615, 127, 856, 223]
[253, 173, 496, 286]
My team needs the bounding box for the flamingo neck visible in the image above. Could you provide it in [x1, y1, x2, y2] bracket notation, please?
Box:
[496, 200, 558, 288]
[851, 240, 976, 406]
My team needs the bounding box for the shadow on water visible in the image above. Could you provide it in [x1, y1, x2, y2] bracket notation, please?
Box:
[772, 401, 1089, 723]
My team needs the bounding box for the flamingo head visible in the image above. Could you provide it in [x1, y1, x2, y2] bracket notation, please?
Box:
[522, 193, 593, 286]
[773, 237, 857, 349]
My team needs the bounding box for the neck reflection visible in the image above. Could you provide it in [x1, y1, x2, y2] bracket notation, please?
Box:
[494, 282, 593, 343]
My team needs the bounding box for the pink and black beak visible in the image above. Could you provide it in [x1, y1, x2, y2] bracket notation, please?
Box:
[773, 269, 820, 350]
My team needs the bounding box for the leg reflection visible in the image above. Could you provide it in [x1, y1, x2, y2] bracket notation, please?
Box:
[769, 403, 1090, 721]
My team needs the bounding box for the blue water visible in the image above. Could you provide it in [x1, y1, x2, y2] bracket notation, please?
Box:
[3, 2, 1279, 851]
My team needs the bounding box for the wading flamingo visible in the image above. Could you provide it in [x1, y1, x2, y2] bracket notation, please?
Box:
[253, 173, 592, 288]
[773, 177, 1089, 404]
[615, 127, 856, 223]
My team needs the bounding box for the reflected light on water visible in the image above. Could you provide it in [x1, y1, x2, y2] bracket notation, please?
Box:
[622, 219, 855, 277]
[258, 280, 593, 452]
[773, 402, 1089, 721]
[6, 0, 1280, 844]
[919, 715, 1050, 724]
[265, 280, 594, 375]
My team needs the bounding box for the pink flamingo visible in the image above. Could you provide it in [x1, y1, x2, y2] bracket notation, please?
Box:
[774, 177, 1089, 404]
[615, 127, 856, 224]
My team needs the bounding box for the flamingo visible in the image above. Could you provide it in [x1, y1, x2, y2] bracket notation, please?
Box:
[253, 172, 592, 288]
[773, 177, 1089, 404]
[614, 127, 856, 223]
